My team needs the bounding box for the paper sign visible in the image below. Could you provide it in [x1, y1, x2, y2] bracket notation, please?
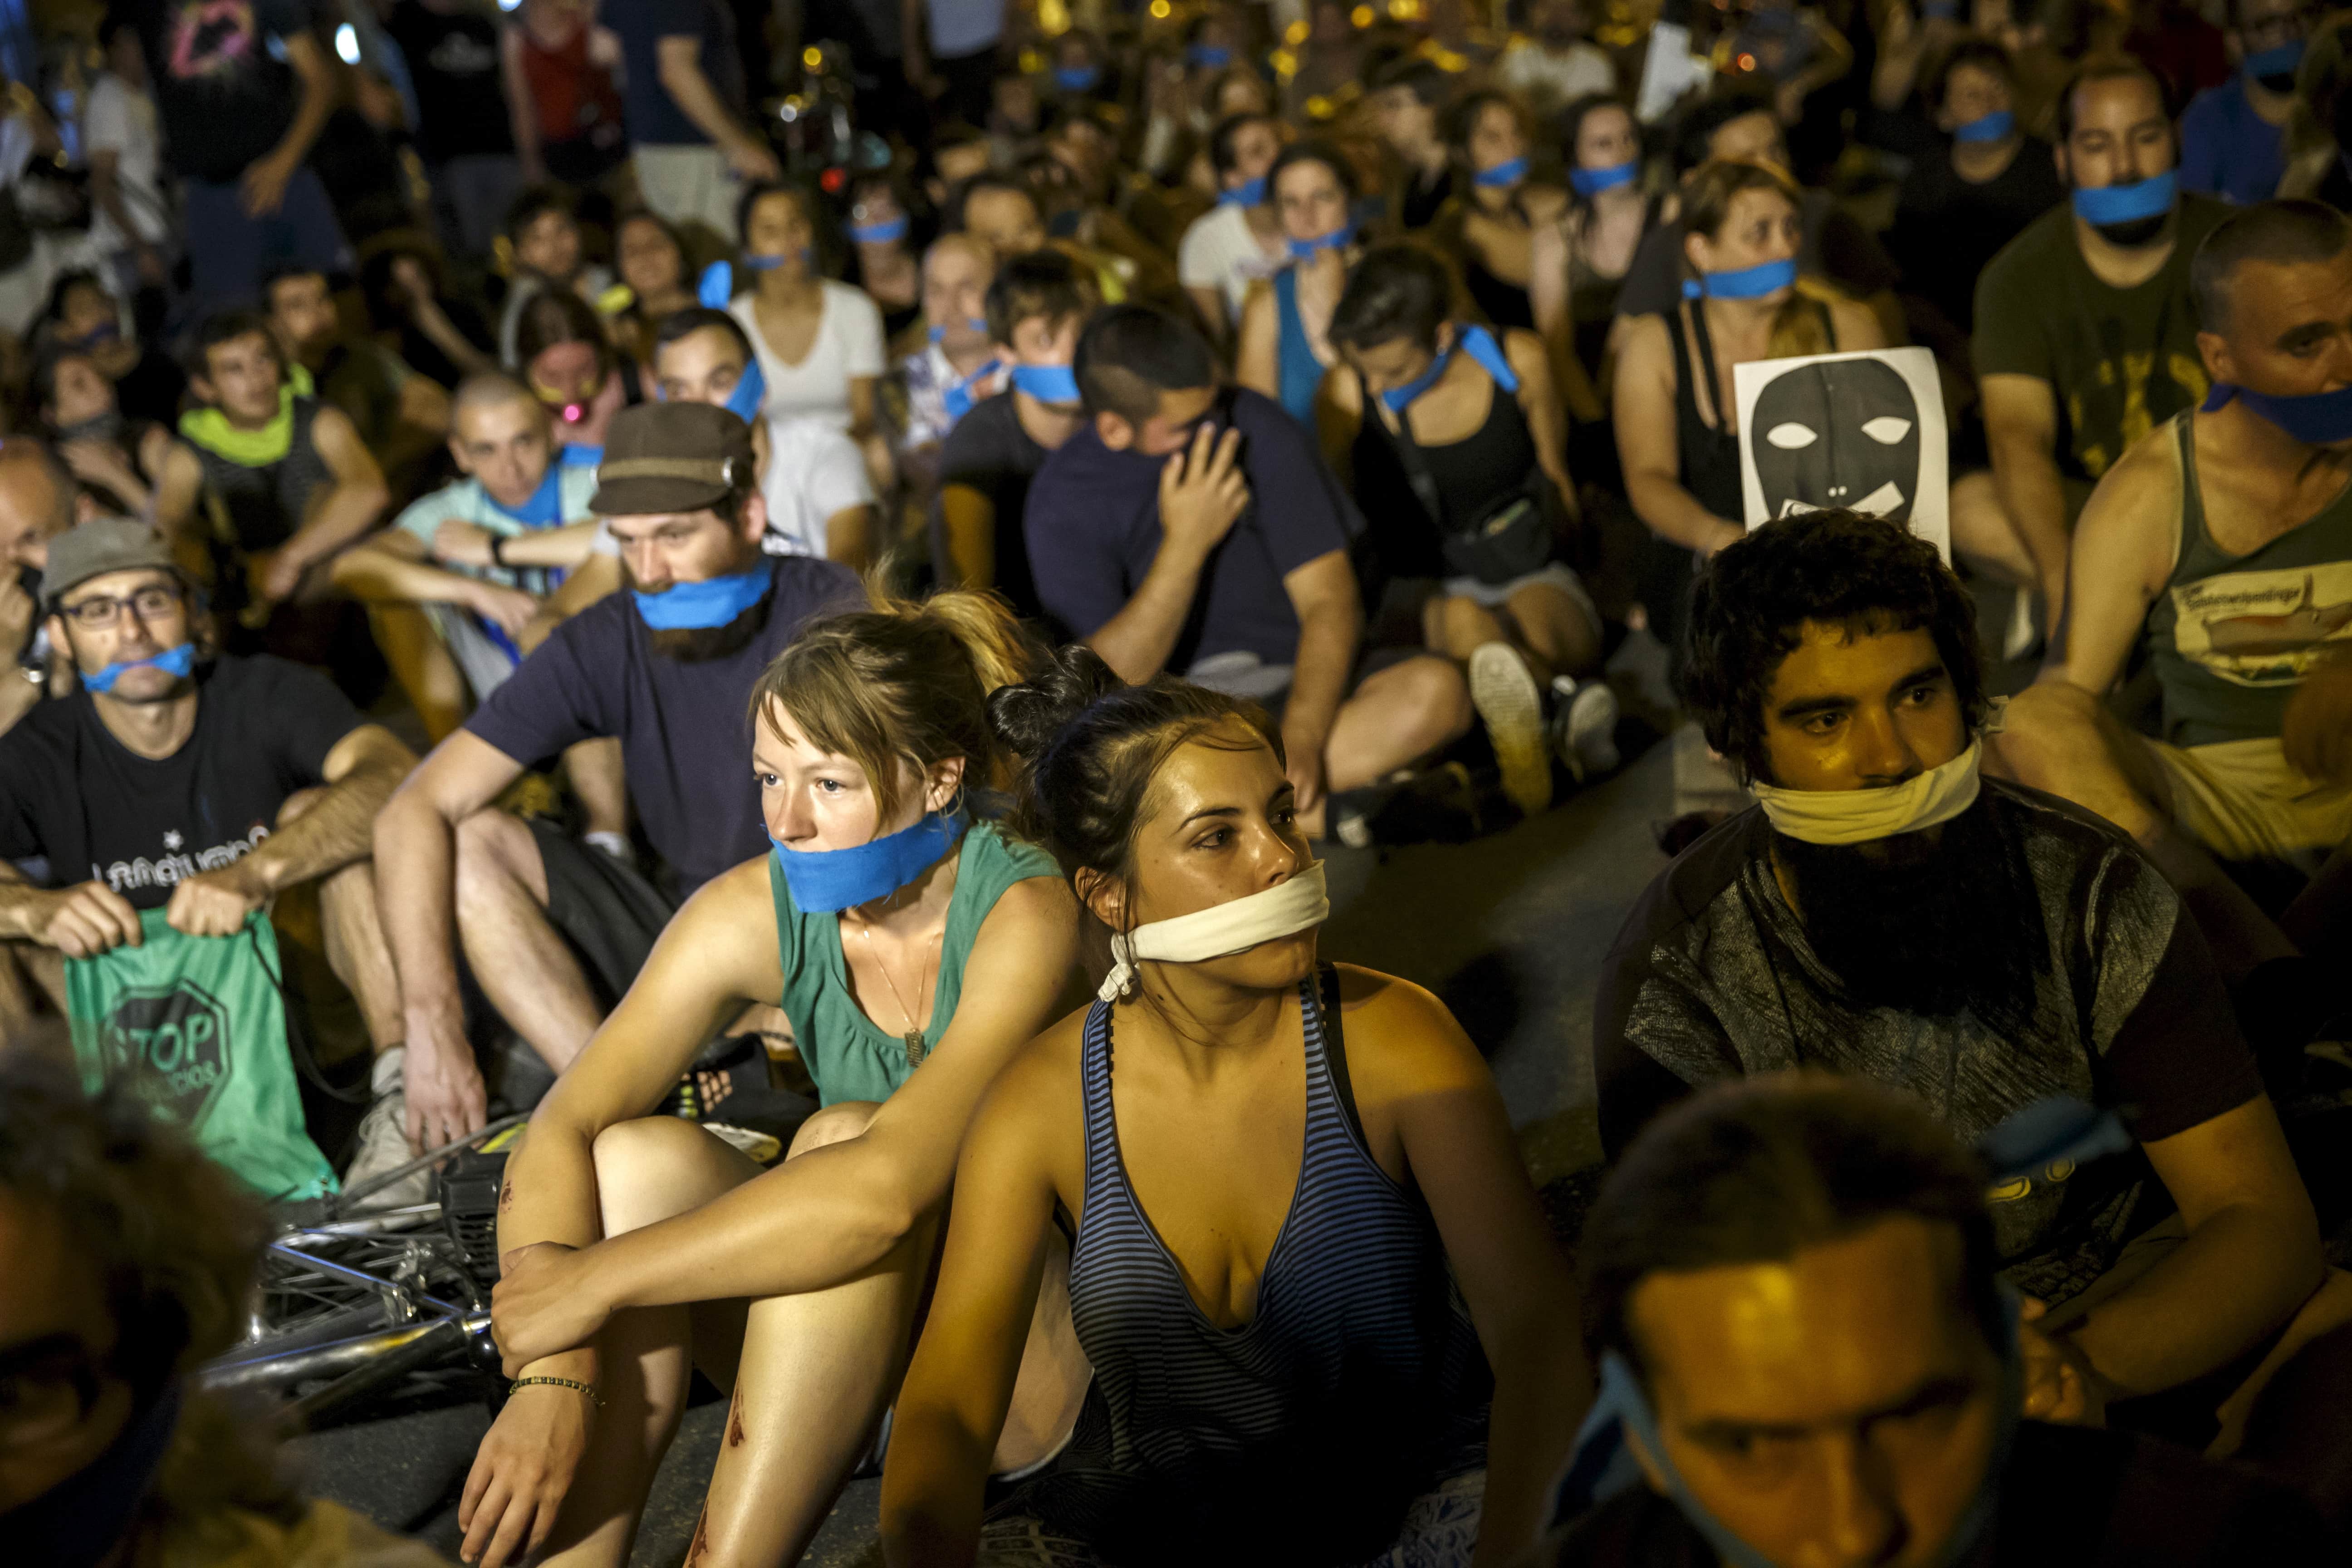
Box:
[1733, 345, 1950, 564]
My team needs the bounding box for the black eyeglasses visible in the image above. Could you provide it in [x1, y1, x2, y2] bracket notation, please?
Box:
[60, 583, 183, 630]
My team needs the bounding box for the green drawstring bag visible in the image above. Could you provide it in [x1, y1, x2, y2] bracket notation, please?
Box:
[66, 908, 338, 1203]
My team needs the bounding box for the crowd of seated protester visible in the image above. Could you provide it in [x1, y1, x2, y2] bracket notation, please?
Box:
[10, 1, 2352, 1564]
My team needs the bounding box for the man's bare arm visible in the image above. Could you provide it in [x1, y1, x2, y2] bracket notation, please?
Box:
[1980, 372, 2075, 626]
[240, 725, 418, 893]
[2040, 429, 2180, 696]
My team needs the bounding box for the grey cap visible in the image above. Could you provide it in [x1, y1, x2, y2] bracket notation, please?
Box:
[43, 517, 182, 612]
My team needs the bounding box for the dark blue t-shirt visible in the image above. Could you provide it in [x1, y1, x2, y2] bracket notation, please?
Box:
[1023, 388, 1361, 674]
[600, 0, 749, 148]
[465, 554, 861, 897]
[2180, 78, 2286, 207]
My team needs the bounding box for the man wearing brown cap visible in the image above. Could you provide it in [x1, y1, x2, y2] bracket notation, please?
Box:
[0, 516, 421, 1199]
[373, 402, 862, 1154]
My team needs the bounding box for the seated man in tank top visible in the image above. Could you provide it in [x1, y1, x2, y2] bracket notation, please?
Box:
[1023, 305, 1475, 846]
[1997, 201, 2352, 1020]
[1598, 508, 2352, 1459]
[152, 310, 391, 658]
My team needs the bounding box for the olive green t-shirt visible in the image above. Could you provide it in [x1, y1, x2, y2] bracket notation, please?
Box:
[1972, 195, 2230, 484]
[767, 818, 1062, 1106]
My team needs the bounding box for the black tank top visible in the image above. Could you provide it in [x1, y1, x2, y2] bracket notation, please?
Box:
[1664, 295, 1836, 521]
[187, 395, 333, 555]
[1411, 369, 1542, 526]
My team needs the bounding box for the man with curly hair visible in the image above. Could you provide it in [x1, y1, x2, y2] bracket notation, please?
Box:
[0, 1051, 448, 1563]
[1595, 508, 2348, 1449]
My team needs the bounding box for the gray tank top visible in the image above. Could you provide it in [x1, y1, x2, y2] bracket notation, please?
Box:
[2145, 412, 2352, 748]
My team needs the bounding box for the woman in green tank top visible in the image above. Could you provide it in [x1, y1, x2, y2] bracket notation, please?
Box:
[460, 590, 1084, 1568]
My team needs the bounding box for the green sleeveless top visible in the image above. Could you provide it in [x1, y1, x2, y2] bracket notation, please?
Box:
[766, 818, 1061, 1106]
[2145, 413, 2352, 749]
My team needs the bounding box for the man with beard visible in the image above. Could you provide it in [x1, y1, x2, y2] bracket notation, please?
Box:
[373, 402, 860, 1155]
[1595, 509, 2340, 1440]
[1974, 58, 2230, 631]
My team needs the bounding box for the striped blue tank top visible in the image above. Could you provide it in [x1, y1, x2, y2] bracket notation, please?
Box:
[1017, 967, 1490, 1567]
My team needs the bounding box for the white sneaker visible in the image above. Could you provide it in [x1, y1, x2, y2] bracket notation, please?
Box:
[1551, 676, 1622, 784]
[1470, 642, 1552, 818]
[343, 1047, 433, 1210]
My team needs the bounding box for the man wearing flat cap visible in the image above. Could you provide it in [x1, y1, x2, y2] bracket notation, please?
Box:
[375, 401, 862, 1155]
[0, 516, 421, 1196]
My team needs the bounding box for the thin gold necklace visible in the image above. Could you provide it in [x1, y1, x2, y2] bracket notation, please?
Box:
[864, 923, 941, 1069]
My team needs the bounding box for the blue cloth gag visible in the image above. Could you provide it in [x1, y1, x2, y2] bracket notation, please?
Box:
[698, 260, 735, 308]
[633, 568, 770, 630]
[1187, 43, 1233, 69]
[1681, 256, 1798, 300]
[2070, 169, 2177, 227]
[1286, 225, 1353, 260]
[83, 641, 196, 695]
[1220, 175, 1269, 207]
[1569, 161, 1637, 196]
[1954, 109, 2015, 142]
[1473, 155, 1530, 189]
[943, 358, 1004, 422]
[771, 810, 965, 913]
[2202, 379, 2352, 445]
[2248, 39, 2306, 87]
[1011, 363, 1082, 404]
[1056, 65, 1102, 92]
[1379, 324, 1518, 413]
[848, 216, 911, 245]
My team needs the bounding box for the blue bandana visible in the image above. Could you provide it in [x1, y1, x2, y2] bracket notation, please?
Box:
[1570, 160, 1638, 196]
[559, 442, 603, 467]
[724, 359, 769, 425]
[1287, 225, 1354, 260]
[928, 318, 991, 343]
[1012, 362, 1082, 405]
[744, 252, 794, 272]
[1056, 64, 1102, 92]
[1473, 155, 1530, 189]
[487, 464, 566, 529]
[849, 216, 910, 245]
[2071, 170, 2177, 227]
[1681, 256, 1798, 300]
[633, 567, 770, 630]
[83, 641, 196, 695]
[943, 358, 1004, 422]
[771, 810, 965, 913]
[2203, 380, 2352, 446]
[1380, 324, 1519, 413]
[1187, 43, 1233, 69]
[2248, 39, 2305, 87]
[1953, 109, 2014, 142]
[1221, 175, 1268, 206]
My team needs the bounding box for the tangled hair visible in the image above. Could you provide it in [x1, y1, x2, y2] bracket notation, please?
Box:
[1582, 1073, 2003, 1384]
[1683, 509, 1986, 786]
[0, 1051, 267, 1393]
[988, 646, 1279, 916]
[1329, 242, 1456, 356]
[747, 586, 1039, 825]
[1678, 160, 1838, 358]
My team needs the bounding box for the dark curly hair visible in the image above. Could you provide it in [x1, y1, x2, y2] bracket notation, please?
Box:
[1683, 510, 1986, 786]
[987, 646, 1279, 922]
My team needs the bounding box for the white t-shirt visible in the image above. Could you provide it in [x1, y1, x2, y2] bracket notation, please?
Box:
[729, 281, 887, 428]
[590, 412, 872, 560]
[1178, 202, 1287, 325]
[80, 73, 169, 252]
[1495, 41, 1614, 115]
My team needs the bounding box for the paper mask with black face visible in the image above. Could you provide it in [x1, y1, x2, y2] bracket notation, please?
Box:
[1751, 357, 1921, 524]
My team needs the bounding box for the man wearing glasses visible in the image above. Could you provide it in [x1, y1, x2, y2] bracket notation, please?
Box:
[0, 518, 421, 1202]
[2182, 0, 2314, 207]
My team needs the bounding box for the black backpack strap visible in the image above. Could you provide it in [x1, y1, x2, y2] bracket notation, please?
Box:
[1361, 369, 1450, 532]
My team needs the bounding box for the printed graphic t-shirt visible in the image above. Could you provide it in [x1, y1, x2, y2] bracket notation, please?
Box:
[121, 0, 312, 185]
[0, 656, 363, 909]
[383, 0, 515, 163]
[1972, 196, 2229, 483]
[1593, 781, 2262, 1310]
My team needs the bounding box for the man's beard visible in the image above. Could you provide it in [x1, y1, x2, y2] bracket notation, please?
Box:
[1772, 799, 2046, 1032]
[2092, 214, 2169, 247]
[643, 597, 770, 662]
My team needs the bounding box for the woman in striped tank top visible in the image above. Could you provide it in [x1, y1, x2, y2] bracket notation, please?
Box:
[881, 647, 1591, 1568]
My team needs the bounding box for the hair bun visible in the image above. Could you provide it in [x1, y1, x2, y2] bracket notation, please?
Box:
[987, 644, 1126, 759]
